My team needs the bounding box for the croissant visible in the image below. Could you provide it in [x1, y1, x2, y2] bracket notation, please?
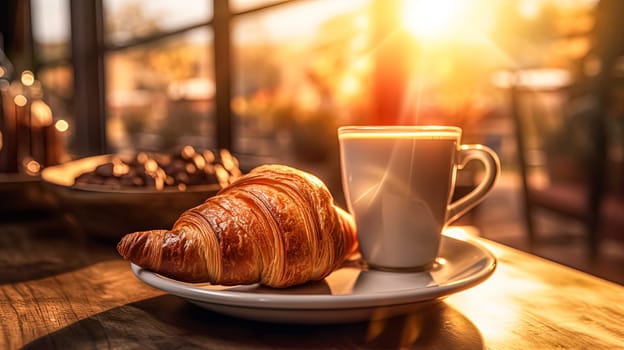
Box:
[117, 164, 358, 288]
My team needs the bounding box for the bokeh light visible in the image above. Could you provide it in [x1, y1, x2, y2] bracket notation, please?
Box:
[14, 94, 28, 107]
[21, 70, 36, 86]
[55, 119, 69, 132]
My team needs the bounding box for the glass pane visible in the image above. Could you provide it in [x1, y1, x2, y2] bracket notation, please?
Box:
[231, 0, 370, 194]
[105, 28, 215, 153]
[31, 0, 71, 62]
[103, 0, 213, 46]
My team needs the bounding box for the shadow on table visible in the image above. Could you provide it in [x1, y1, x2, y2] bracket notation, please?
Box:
[0, 214, 118, 285]
[22, 295, 484, 349]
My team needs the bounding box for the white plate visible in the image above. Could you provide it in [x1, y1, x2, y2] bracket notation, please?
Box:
[131, 234, 496, 323]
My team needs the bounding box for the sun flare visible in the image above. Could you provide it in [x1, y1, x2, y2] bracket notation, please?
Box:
[401, 0, 467, 40]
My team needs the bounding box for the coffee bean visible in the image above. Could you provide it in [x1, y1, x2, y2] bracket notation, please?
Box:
[73, 147, 242, 190]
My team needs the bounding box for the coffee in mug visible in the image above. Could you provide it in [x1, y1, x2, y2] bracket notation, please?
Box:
[338, 125, 499, 271]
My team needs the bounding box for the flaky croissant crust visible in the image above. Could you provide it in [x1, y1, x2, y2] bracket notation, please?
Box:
[117, 164, 357, 288]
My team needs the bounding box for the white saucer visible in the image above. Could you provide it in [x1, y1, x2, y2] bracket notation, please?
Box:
[131, 234, 496, 324]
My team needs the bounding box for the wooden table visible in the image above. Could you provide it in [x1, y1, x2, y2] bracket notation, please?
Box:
[2, 214, 624, 349]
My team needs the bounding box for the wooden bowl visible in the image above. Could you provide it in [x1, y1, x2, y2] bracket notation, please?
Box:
[41, 155, 221, 240]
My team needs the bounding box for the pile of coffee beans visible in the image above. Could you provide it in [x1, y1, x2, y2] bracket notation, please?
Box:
[73, 146, 242, 191]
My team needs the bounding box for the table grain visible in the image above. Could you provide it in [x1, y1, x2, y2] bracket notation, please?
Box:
[1, 216, 623, 349]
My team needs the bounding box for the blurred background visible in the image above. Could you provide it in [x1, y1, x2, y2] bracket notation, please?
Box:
[1, 0, 623, 283]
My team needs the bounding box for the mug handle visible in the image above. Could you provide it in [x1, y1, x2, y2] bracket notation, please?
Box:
[447, 144, 501, 224]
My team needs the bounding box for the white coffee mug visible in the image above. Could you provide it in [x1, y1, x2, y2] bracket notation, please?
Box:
[338, 125, 500, 271]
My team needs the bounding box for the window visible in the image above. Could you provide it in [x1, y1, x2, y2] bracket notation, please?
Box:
[29, 0, 370, 185]
[22, 0, 601, 188]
